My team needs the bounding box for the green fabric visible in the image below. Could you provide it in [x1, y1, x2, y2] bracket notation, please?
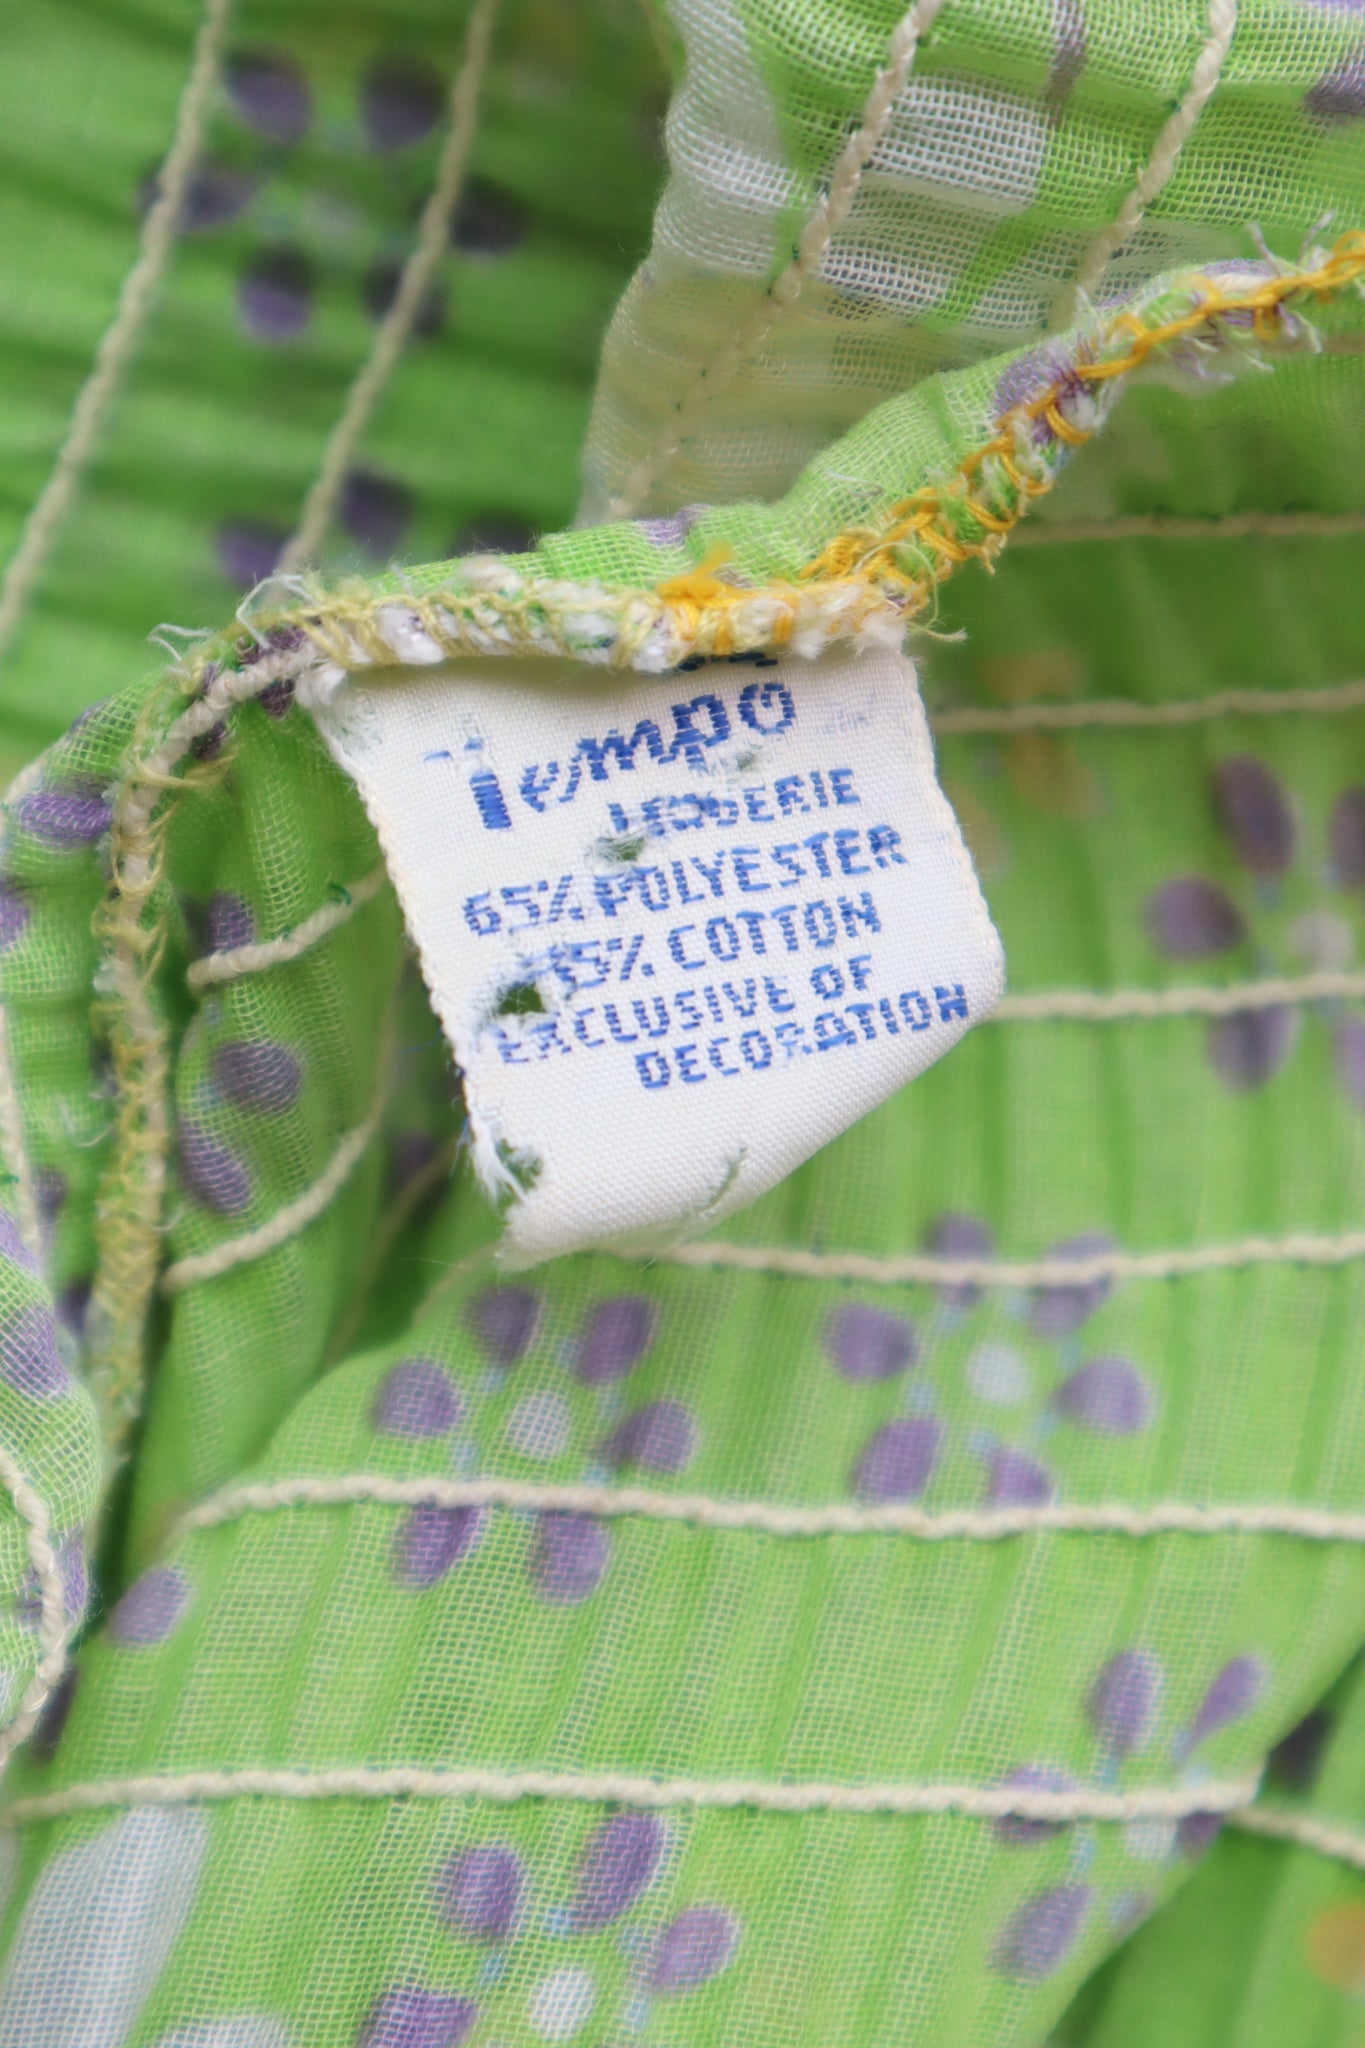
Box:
[0, 3, 1364, 2047]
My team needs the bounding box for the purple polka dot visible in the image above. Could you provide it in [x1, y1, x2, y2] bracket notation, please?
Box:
[992, 1765, 1077, 1847]
[602, 1400, 696, 1474]
[216, 520, 287, 588]
[468, 1286, 538, 1365]
[0, 1304, 71, 1401]
[388, 1130, 442, 1195]
[361, 54, 443, 152]
[1330, 787, 1365, 886]
[451, 179, 528, 256]
[394, 1505, 482, 1588]
[238, 245, 314, 342]
[16, 783, 112, 848]
[373, 1359, 460, 1438]
[178, 1122, 253, 1214]
[56, 1277, 92, 1339]
[109, 1565, 189, 1645]
[1029, 1234, 1115, 1339]
[1145, 877, 1245, 960]
[1188, 1655, 1265, 1746]
[1208, 1005, 1297, 1090]
[1269, 1707, 1332, 1791]
[924, 1212, 993, 1309]
[359, 1987, 477, 2048]
[993, 1884, 1090, 1981]
[340, 470, 413, 558]
[573, 1812, 664, 1929]
[434, 1844, 523, 1942]
[0, 882, 28, 952]
[984, 1447, 1054, 1506]
[212, 1039, 302, 1113]
[446, 516, 536, 558]
[1334, 1014, 1365, 1112]
[204, 892, 254, 953]
[33, 1167, 65, 1227]
[576, 1297, 655, 1383]
[138, 159, 257, 232]
[1086, 1649, 1162, 1756]
[1046, 0, 1086, 109]
[649, 1905, 740, 1993]
[226, 47, 311, 143]
[1176, 1812, 1223, 1858]
[0, 1208, 37, 1273]
[1053, 1356, 1154, 1435]
[823, 1302, 917, 1381]
[852, 1417, 941, 1502]
[1306, 45, 1365, 119]
[635, 505, 707, 549]
[528, 1512, 609, 1605]
[29, 1665, 76, 1761]
[362, 256, 444, 337]
[1210, 758, 1296, 877]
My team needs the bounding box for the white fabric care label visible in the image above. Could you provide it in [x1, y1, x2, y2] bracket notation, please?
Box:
[309, 647, 1004, 1264]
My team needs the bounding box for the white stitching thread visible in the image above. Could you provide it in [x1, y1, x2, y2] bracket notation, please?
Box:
[1012, 508, 1365, 549]
[635, 1229, 1365, 1289]
[608, 0, 947, 519]
[174, 1475, 1365, 1546]
[161, 1070, 388, 1294]
[993, 973, 1365, 1022]
[0, 0, 234, 670]
[932, 675, 1365, 735]
[1054, 0, 1238, 327]
[185, 867, 389, 992]
[1231, 1803, 1365, 1872]
[0, 1763, 1261, 1829]
[0, 1447, 67, 1779]
[278, 0, 502, 569]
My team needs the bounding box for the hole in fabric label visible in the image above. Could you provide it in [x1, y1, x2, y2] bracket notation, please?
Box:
[307, 647, 1004, 1264]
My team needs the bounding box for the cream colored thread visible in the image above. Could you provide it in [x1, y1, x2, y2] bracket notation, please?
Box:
[608, 0, 947, 519]
[0, 1764, 1260, 1829]
[175, 1474, 1365, 1546]
[0, 1448, 67, 1778]
[161, 1074, 387, 1295]
[636, 1229, 1365, 1290]
[0, 0, 234, 669]
[279, 0, 502, 570]
[994, 972, 1365, 1023]
[1055, 0, 1238, 327]
[932, 675, 1365, 736]
[0, 1009, 44, 1269]
[186, 866, 389, 992]
[1012, 508, 1365, 549]
[1231, 1803, 1365, 1872]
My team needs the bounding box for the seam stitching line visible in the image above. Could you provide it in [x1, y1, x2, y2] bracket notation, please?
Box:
[635, 1230, 1365, 1288]
[185, 866, 388, 991]
[933, 676, 1365, 735]
[0, 0, 233, 671]
[608, 0, 946, 519]
[1056, 0, 1238, 326]
[175, 1476, 1365, 1546]
[278, 0, 502, 570]
[1232, 1803, 1365, 1873]
[1012, 508, 1365, 549]
[0, 1764, 1261, 1828]
[0, 1447, 67, 1781]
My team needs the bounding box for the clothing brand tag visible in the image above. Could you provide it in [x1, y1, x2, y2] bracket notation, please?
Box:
[309, 647, 1003, 1264]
